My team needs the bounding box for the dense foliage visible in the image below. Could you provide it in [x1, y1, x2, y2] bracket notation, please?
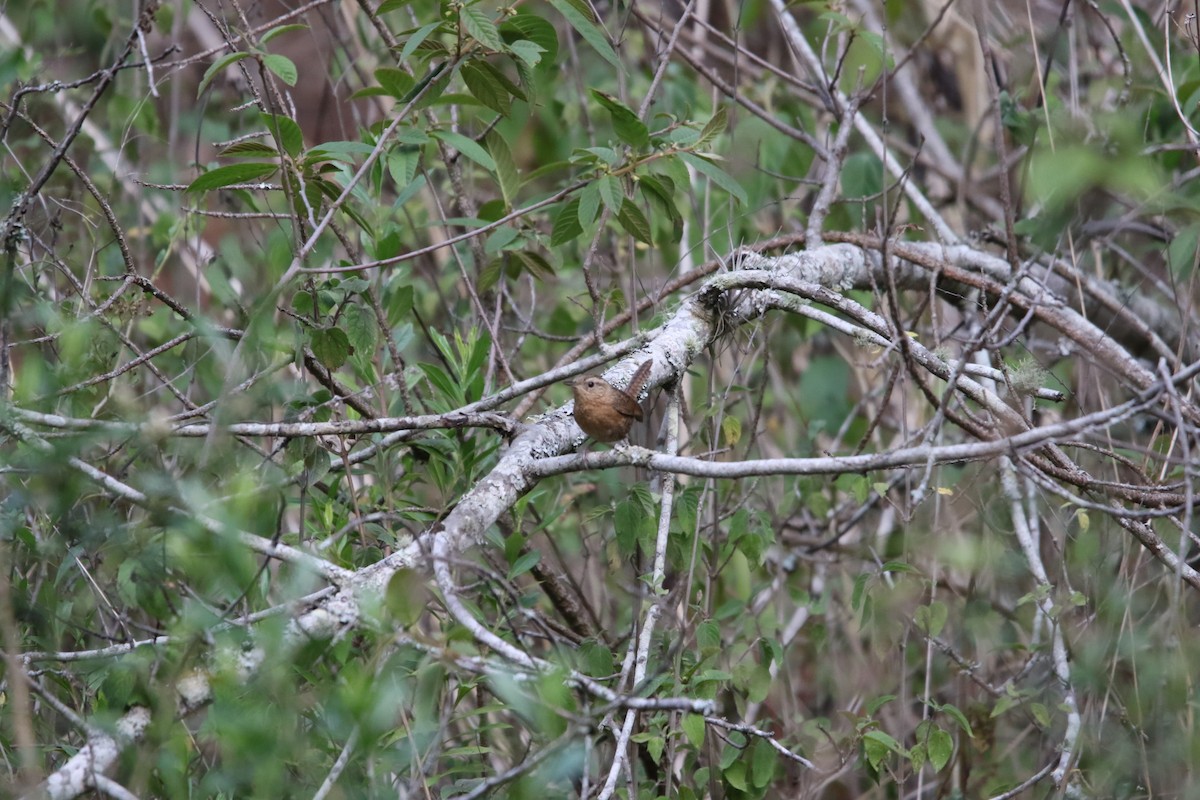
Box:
[4, 0, 1200, 798]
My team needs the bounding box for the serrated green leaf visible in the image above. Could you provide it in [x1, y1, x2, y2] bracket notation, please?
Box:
[547, 0, 620, 69]
[310, 327, 353, 370]
[616, 199, 652, 244]
[432, 130, 496, 171]
[679, 151, 747, 204]
[460, 6, 503, 51]
[341, 303, 377, 355]
[262, 53, 297, 86]
[551, 198, 583, 246]
[591, 90, 649, 149]
[186, 162, 278, 193]
[197, 52, 252, 97]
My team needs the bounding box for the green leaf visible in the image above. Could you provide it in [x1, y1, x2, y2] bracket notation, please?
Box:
[341, 303, 377, 355]
[260, 23, 308, 44]
[417, 362, 459, 404]
[547, 0, 621, 69]
[261, 112, 303, 157]
[310, 327, 352, 370]
[696, 619, 721, 653]
[262, 53, 298, 86]
[934, 702, 975, 738]
[866, 694, 897, 716]
[841, 151, 883, 199]
[186, 162, 278, 193]
[508, 548, 540, 579]
[462, 61, 510, 115]
[695, 104, 728, 149]
[721, 415, 742, 446]
[1167, 221, 1200, 278]
[646, 735, 665, 763]
[197, 52, 252, 97]
[386, 284, 414, 327]
[914, 600, 948, 637]
[219, 141, 278, 157]
[500, 14, 559, 66]
[474, 60, 526, 101]
[723, 760, 748, 791]
[484, 225, 520, 255]
[385, 568, 429, 626]
[478, 259, 508, 292]
[591, 90, 649, 149]
[679, 152, 747, 205]
[928, 729, 954, 772]
[388, 147, 420, 190]
[507, 40, 546, 69]
[460, 6, 503, 51]
[638, 174, 682, 240]
[431, 130, 496, 171]
[578, 181, 601, 227]
[863, 730, 906, 759]
[682, 714, 706, 749]
[512, 250, 554, 281]
[377, 0, 411, 12]
[616, 199, 652, 244]
[398, 22, 443, 63]
[751, 739, 777, 788]
[597, 174, 623, 214]
[374, 67, 415, 99]
[551, 198, 583, 246]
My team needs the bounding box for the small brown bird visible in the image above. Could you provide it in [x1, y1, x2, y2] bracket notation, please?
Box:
[568, 358, 653, 442]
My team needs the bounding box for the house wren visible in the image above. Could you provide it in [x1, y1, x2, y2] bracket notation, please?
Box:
[568, 358, 653, 442]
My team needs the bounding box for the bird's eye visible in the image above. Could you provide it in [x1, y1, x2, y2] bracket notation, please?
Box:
[586, 379, 597, 388]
